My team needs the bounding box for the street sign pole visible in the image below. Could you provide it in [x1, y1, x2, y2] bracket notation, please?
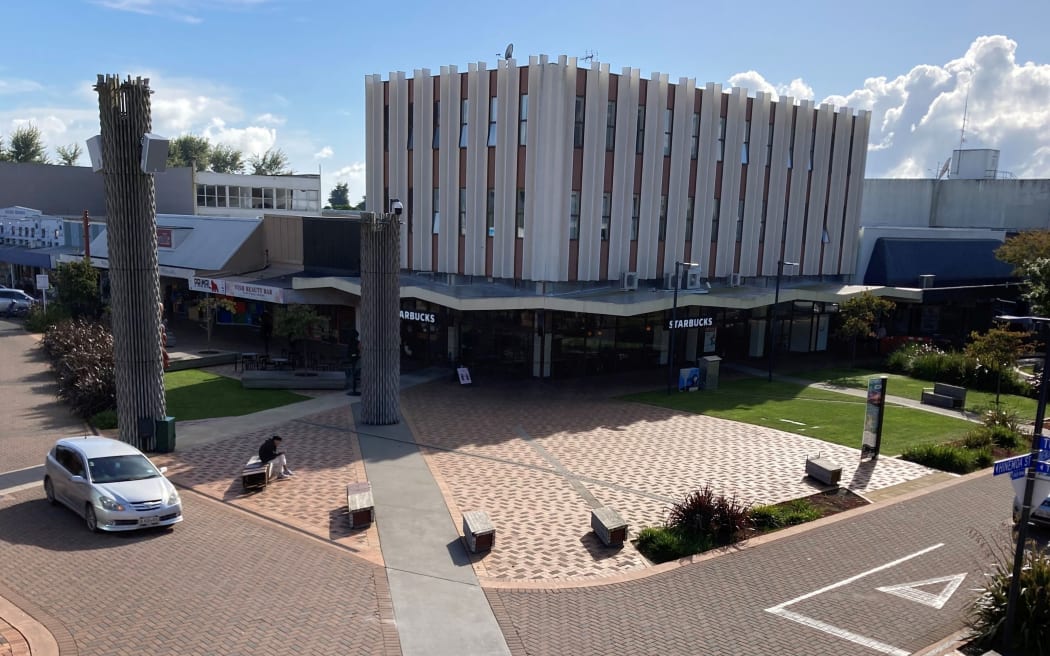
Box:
[1004, 345, 1050, 647]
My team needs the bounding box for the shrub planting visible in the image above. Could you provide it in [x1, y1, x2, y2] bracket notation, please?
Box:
[967, 529, 1050, 655]
[24, 303, 69, 334]
[41, 318, 116, 419]
[749, 499, 822, 531]
[634, 527, 710, 563]
[90, 409, 118, 430]
[900, 443, 990, 474]
[666, 484, 752, 548]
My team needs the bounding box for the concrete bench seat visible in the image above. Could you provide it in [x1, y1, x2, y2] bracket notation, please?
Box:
[920, 383, 966, 409]
[346, 482, 374, 529]
[462, 510, 495, 553]
[242, 370, 346, 390]
[805, 456, 842, 486]
[591, 506, 628, 547]
[242, 455, 273, 491]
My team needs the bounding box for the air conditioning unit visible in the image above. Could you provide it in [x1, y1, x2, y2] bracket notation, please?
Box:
[664, 272, 680, 290]
[919, 274, 935, 289]
[685, 270, 702, 290]
[620, 271, 639, 291]
[729, 272, 743, 287]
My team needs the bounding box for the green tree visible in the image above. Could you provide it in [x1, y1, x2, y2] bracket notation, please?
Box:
[52, 260, 102, 318]
[274, 304, 326, 365]
[8, 125, 48, 163]
[209, 144, 245, 173]
[195, 296, 238, 345]
[965, 326, 1027, 407]
[55, 143, 83, 166]
[328, 182, 350, 208]
[249, 148, 290, 175]
[995, 230, 1050, 273]
[351, 195, 366, 211]
[0, 136, 8, 161]
[1019, 257, 1050, 318]
[836, 291, 896, 365]
[167, 135, 211, 171]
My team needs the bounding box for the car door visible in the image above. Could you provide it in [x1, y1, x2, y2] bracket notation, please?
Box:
[63, 448, 91, 516]
[50, 446, 76, 507]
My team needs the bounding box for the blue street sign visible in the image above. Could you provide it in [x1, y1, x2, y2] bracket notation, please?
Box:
[1012, 469, 1026, 479]
[994, 454, 1031, 476]
[1041, 436, 1050, 451]
[1040, 461, 1050, 474]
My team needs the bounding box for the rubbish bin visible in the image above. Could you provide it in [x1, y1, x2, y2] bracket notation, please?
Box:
[154, 416, 176, 453]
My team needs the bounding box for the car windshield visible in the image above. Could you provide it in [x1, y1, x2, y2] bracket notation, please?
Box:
[88, 455, 161, 483]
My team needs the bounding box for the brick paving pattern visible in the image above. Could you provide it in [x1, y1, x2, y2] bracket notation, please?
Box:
[402, 377, 934, 582]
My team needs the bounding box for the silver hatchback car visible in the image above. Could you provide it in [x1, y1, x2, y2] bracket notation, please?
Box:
[44, 436, 183, 532]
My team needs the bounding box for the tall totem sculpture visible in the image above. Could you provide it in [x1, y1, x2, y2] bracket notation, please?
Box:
[359, 208, 402, 425]
[94, 75, 166, 448]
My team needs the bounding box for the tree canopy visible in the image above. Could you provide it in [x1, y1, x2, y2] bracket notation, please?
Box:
[55, 143, 83, 166]
[8, 125, 48, 163]
[166, 135, 212, 171]
[249, 148, 291, 175]
[52, 260, 102, 318]
[328, 182, 350, 208]
[209, 144, 246, 173]
[836, 291, 896, 363]
[995, 230, 1050, 273]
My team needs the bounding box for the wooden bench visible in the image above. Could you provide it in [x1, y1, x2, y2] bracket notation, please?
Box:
[242, 456, 273, 491]
[346, 482, 374, 529]
[591, 507, 628, 547]
[462, 510, 495, 553]
[920, 382, 967, 409]
[805, 456, 842, 486]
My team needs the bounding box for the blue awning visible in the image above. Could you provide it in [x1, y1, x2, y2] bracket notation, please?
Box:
[0, 246, 53, 268]
[864, 238, 1016, 287]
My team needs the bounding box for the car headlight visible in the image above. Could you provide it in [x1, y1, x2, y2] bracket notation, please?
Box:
[166, 489, 180, 506]
[98, 496, 125, 512]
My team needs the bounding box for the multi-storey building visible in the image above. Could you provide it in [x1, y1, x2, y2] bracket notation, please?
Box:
[362, 55, 871, 377]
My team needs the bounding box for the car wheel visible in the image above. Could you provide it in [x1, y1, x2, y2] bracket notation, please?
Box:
[85, 505, 99, 533]
[44, 477, 56, 505]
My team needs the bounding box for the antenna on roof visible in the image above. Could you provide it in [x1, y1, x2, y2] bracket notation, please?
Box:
[958, 66, 975, 152]
[499, 43, 513, 60]
[581, 49, 597, 64]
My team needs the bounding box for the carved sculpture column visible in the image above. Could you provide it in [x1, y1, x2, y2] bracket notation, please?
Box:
[359, 212, 401, 424]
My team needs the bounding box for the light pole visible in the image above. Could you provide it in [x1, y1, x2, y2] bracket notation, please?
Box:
[667, 261, 700, 394]
[767, 260, 799, 383]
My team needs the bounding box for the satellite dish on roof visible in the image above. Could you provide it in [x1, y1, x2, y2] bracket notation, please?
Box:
[504, 43, 514, 60]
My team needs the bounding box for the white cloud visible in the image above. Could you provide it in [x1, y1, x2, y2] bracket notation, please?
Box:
[202, 118, 277, 156]
[0, 78, 44, 95]
[314, 146, 333, 159]
[254, 112, 285, 126]
[92, 0, 269, 23]
[727, 71, 814, 101]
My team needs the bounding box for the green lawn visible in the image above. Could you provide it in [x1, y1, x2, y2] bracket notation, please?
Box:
[787, 366, 1039, 420]
[165, 370, 309, 421]
[626, 378, 975, 456]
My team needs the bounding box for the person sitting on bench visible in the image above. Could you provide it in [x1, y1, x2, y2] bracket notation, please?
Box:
[259, 435, 294, 481]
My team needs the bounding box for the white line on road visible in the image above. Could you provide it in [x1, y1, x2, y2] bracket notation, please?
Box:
[0, 481, 41, 495]
[765, 543, 944, 655]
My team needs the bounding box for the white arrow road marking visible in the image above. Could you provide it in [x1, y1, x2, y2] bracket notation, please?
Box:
[876, 574, 967, 609]
[766, 543, 944, 656]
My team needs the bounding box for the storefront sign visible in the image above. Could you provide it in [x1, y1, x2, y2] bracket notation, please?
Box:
[158, 265, 194, 280]
[668, 316, 714, 330]
[190, 277, 226, 295]
[400, 310, 437, 324]
[229, 281, 284, 304]
[157, 228, 173, 249]
[861, 376, 888, 460]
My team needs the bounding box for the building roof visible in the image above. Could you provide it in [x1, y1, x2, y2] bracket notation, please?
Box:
[863, 238, 1015, 287]
[89, 214, 261, 272]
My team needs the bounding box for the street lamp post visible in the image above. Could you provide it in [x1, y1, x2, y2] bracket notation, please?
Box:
[767, 260, 799, 383]
[667, 261, 700, 394]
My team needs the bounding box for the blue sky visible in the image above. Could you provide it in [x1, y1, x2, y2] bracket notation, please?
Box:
[4, 0, 1050, 204]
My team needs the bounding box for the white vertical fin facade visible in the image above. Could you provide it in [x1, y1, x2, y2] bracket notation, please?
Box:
[578, 62, 609, 281]
[802, 102, 834, 274]
[388, 71, 409, 268]
[464, 62, 489, 276]
[609, 67, 640, 278]
[411, 68, 433, 271]
[493, 58, 518, 278]
[664, 77, 696, 273]
[740, 91, 772, 277]
[715, 86, 747, 277]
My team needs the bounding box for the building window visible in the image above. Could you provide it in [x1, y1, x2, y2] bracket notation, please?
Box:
[631, 194, 640, 240]
[519, 95, 528, 146]
[658, 195, 668, 241]
[383, 106, 389, 152]
[606, 101, 616, 151]
[515, 189, 526, 238]
[711, 200, 720, 242]
[252, 187, 274, 209]
[601, 192, 611, 241]
[636, 105, 645, 154]
[459, 99, 469, 148]
[663, 108, 673, 156]
[717, 117, 726, 162]
[433, 101, 440, 149]
[459, 188, 467, 235]
[569, 191, 581, 239]
[570, 96, 584, 148]
[486, 188, 495, 236]
[487, 97, 498, 146]
[685, 196, 695, 241]
[276, 188, 289, 210]
[690, 112, 700, 159]
[407, 103, 414, 150]
[741, 120, 751, 164]
[432, 188, 440, 233]
[736, 200, 745, 241]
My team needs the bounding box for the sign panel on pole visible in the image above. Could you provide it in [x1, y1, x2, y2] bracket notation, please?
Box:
[994, 454, 1031, 476]
[861, 377, 888, 460]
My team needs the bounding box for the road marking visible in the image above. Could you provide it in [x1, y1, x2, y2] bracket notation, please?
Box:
[766, 543, 944, 656]
[876, 574, 966, 609]
[779, 419, 806, 425]
[0, 481, 41, 495]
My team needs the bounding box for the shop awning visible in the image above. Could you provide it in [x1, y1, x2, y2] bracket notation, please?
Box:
[864, 238, 1015, 287]
[0, 246, 54, 268]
